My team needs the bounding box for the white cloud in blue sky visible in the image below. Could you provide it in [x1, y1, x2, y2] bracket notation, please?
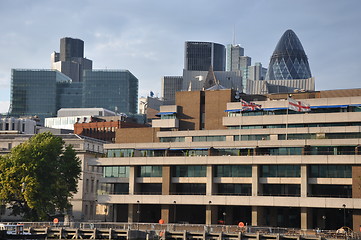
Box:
[0, 0, 360, 113]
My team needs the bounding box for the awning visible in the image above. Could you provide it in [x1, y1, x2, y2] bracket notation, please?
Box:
[136, 148, 168, 151]
[310, 105, 348, 109]
[225, 109, 242, 112]
[263, 107, 288, 111]
[169, 148, 209, 151]
[156, 112, 176, 116]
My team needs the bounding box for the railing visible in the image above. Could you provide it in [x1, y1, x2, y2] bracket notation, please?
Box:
[4, 222, 361, 239]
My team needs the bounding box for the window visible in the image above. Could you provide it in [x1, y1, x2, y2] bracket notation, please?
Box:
[310, 165, 351, 178]
[234, 135, 270, 141]
[174, 166, 206, 177]
[138, 166, 162, 177]
[263, 184, 300, 197]
[106, 149, 134, 157]
[173, 183, 206, 195]
[160, 137, 185, 142]
[261, 165, 300, 177]
[193, 136, 226, 142]
[217, 184, 251, 196]
[103, 166, 129, 178]
[215, 165, 252, 177]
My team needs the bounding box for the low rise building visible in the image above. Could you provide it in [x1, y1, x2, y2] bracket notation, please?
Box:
[93, 88, 361, 230]
[0, 133, 105, 221]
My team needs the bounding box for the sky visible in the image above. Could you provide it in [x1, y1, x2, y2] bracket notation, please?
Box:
[0, 0, 360, 114]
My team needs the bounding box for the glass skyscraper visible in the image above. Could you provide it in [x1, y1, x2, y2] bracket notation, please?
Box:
[11, 69, 138, 121]
[184, 41, 226, 71]
[11, 69, 71, 120]
[10, 38, 138, 122]
[82, 70, 138, 114]
[265, 29, 312, 80]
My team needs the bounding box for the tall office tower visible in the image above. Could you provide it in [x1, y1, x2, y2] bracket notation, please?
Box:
[239, 56, 251, 92]
[11, 69, 72, 120]
[161, 76, 183, 105]
[184, 41, 226, 71]
[248, 62, 267, 81]
[265, 29, 312, 80]
[51, 37, 93, 82]
[60, 37, 84, 61]
[82, 70, 138, 114]
[226, 44, 244, 71]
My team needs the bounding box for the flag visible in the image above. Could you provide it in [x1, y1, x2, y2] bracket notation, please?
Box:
[288, 97, 311, 112]
[240, 99, 262, 111]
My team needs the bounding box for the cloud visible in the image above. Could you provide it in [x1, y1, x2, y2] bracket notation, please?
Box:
[0, 101, 10, 114]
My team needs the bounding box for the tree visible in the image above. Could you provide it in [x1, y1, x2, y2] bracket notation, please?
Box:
[0, 132, 81, 221]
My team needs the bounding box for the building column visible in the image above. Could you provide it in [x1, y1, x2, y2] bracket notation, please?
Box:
[206, 205, 218, 225]
[161, 204, 172, 223]
[353, 210, 361, 232]
[162, 166, 172, 195]
[206, 165, 215, 195]
[128, 204, 138, 223]
[129, 166, 139, 195]
[252, 165, 260, 196]
[252, 206, 265, 226]
[301, 207, 313, 230]
[301, 165, 308, 197]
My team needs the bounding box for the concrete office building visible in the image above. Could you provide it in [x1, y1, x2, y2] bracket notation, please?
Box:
[247, 77, 315, 95]
[248, 62, 267, 81]
[226, 44, 244, 71]
[0, 117, 36, 134]
[93, 88, 361, 231]
[0, 133, 105, 221]
[51, 37, 93, 82]
[139, 96, 164, 122]
[161, 76, 183, 105]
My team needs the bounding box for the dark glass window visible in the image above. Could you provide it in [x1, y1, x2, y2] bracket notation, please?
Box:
[103, 166, 129, 178]
[173, 183, 206, 195]
[137, 184, 162, 195]
[310, 165, 351, 178]
[217, 184, 251, 196]
[174, 166, 206, 177]
[261, 165, 300, 177]
[215, 165, 252, 177]
[114, 183, 129, 194]
[310, 185, 351, 198]
[263, 184, 300, 197]
[138, 166, 162, 177]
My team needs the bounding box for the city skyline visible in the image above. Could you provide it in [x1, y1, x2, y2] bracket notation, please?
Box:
[0, 0, 360, 113]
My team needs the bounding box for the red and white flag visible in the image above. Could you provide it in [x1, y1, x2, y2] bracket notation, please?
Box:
[288, 98, 311, 112]
[241, 99, 262, 111]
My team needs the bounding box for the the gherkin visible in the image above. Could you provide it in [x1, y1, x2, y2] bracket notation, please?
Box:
[265, 29, 312, 80]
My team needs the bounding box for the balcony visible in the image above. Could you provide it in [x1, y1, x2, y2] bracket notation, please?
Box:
[152, 118, 179, 128]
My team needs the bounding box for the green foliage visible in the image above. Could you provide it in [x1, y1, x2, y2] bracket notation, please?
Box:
[0, 132, 81, 221]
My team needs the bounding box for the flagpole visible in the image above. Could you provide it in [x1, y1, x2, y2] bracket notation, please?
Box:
[286, 101, 289, 140]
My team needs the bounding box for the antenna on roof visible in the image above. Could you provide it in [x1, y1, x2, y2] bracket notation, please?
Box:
[233, 24, 236, 45]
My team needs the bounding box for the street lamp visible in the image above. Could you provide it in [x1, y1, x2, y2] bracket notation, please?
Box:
[223, 212, 226, 225]
[322, 215, 326, 230]
[342, 204, 346, 227]
[173, 201, 177, 223]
